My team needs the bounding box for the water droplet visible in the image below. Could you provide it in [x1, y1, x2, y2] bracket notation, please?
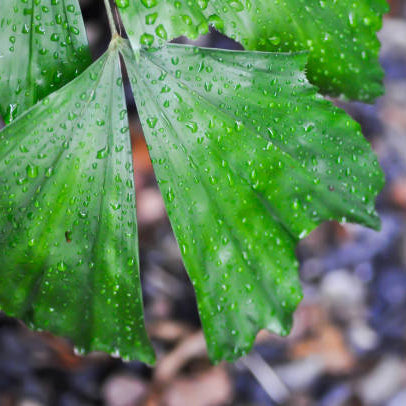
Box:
[116, 0, 129, 8]
[140, 33, 154, 46]
[208, 14, 224, 31]
[186, 121, 198, 133]
[145, 12, 158, 25]
[78, 210, 88, 219]
[26, 164, 38, 178]
[268, 35, 281, 46]
[228, 0, 244, 11]
[141, 0, 157, 8]
[245, 283, 253, 292]
[204, 82, 213, 92]
[97, 146, 109, 159]
[147, 117, 157, 128]
[167, 187, 175, 202]
[110, 202, 121, 211]
[57, 261, 67, 271]
[155, 24, 167, 40]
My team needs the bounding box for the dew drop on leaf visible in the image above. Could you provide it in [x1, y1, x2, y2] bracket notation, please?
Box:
[140, 33, 154, 46]
[145, 12, 158, 25]
[96, 146, 109, 159]
[146, 117, 158, 128]
[140, 0, 157, 8]
[116, 0, 129, 8]
[26, 164, 39, 178]
[155, 24, 167, 40]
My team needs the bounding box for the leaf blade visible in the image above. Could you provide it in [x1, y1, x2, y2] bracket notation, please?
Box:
[123, 43, 384, 361]
[117, 0, 388, 101]
[0, 42, 154, 364]
[0, 0, 91, 123]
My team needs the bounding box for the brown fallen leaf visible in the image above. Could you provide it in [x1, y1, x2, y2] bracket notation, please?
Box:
[291, 324, 355, 374]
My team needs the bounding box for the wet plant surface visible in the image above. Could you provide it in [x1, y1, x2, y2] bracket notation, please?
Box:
[1, 1, 406, 405]
[0, 0, 388, 364]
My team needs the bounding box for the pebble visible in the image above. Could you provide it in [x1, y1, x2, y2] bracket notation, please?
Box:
[102, 374, 146, 406]
[357, 357, 406, 405]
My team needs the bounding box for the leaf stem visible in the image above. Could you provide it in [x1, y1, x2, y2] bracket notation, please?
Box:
[104, 0, 118, 37]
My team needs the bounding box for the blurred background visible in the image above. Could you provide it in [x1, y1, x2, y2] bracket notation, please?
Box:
[1, 0, 406, 405]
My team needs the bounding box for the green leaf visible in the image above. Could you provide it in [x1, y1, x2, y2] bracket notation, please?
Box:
[123, 43, 384, 361]
[0, 39, 154, 364]
[0, 0, 91, 123]
[117, 0, 388, 101]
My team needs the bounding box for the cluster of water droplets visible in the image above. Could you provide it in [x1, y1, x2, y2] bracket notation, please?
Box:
[120, 42, 382, 360]
[116, 0, 227, 49]
[0, 0, 386, 362]
[0, 0, 91, 123]
[0, 47, 154, 363]
[116, 0, 386, 102]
